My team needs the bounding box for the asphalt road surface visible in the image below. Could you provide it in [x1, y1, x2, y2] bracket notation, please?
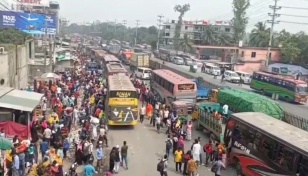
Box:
[150, 57, 308, 119]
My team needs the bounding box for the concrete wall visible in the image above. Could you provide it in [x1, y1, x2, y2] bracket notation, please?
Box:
[0, 44, 30, 89]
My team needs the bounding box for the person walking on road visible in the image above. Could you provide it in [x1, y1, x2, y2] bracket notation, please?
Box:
[140, 105, 146, 123]
[165, 135, 173, 159]
[95, 142, 104, 172]
[212, 157, 225, 176]
[192, 139, 202, 166]
[156, 115, 161, 133]
[187, 156, 198, 176]
[174, 147, 183, 172]
[157, 154, 168, 176]
[114, 145, 121, 174]
[204, 140, 213, 167]
[83, 161, 97, 176]
[121, 141, 128, 170]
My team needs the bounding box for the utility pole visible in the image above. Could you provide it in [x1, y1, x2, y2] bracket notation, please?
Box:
[266, 0, 280, 66]
[157, 15, 164, 50]
[114, 20, 117, 33]
[43, 7, 48, 72]
[123, 20, 127, 41]
[135, 20, 140, 46]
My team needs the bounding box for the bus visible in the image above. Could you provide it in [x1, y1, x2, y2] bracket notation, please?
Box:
[103, 55, 120, 65]
[94, 50, 106, 60]
[224, 112, 308, 176]
[106, 74, 138, 126]
[105, 63, 128, 76]
[108, 44, 121, 55]
[250, 71, 308, 103]
[159, 48, 175, 61]
[151, 69, 197, 112]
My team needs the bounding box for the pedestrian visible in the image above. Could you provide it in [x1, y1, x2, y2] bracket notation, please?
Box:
[40, 138, 49, 159]
[239, 76, 243, 86]
[192, 139, 201, 165]
[96, 142, 104, 172]
[121, 141, 128, 169]
[155, 115, 161, 133]
[187, 157, 198, 176]
[157, 154, 168, 176]
[165, 135, 173, 159]
[212, 157, 225, 176]
[109, 147, 116, 173]
[140, 104, 146, 123]
[83, 161, 97, 176]
[13, 153, 20, 176]
[186, 121, 193, 141]
[204, 140, 213, 166]
[174, 147, 183, 172]
[114, 145, 121, 173]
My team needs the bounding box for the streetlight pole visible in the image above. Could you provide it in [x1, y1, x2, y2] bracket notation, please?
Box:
[134, 20, 140, 46]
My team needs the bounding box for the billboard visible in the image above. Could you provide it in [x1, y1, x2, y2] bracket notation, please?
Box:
[15, 0, 50, 7]
[0, 11, 57, 35]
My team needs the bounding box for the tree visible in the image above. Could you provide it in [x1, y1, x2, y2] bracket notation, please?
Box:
[231, 0, 250, 42]
[201, 25, 217, 45]
[179, 34, 193, 53]
[280, 42, 301, 63]
[249, 22, 270, 47]
[173, 4, 190, 51]
[0, 28, 30, 45]
[216, 32, 234, 46]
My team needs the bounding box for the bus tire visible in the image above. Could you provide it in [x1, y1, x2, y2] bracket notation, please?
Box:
[235, 158, 243, 176]
[285, 96, 291, 103]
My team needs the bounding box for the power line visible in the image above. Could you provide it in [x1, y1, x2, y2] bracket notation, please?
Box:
[266, 0, 280, 66]
[279, 14, 308, 18]
[278, 20, 308, 25]
[134, 20, 140, 46]
[279, 6, 308, 10]
[157, 15, 164, 50]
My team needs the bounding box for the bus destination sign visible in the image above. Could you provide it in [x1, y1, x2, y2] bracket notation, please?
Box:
[178, 84, 195, 90]
[110, 91, 137, 98]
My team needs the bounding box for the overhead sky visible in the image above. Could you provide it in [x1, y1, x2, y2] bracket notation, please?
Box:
[3, 0, 308, 33]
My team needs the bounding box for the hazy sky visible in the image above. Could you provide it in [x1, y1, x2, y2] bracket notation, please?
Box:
[5, 0, 308, 33]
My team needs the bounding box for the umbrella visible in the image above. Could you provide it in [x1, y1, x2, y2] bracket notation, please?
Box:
[0, 137, 12, 150]
[41, 72, 61, 79]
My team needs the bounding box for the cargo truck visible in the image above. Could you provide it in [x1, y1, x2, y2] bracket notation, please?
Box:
[130, 53, 150, 71]
[194, 88, 284, 142]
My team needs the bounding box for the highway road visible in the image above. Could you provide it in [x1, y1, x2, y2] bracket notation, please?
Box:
[150, 57, 308, 119]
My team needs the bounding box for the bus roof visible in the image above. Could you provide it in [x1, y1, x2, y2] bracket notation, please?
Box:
[232, 112, 308, 155]
[254, 71, 307, 84]
[108, 75, 135, 91]
[104, 55, 120, 62]
[152, 69, 194, 84]
[94, 50, 106, 57]
[106, 63, 127, 72]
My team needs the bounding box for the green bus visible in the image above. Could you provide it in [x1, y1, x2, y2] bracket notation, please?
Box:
[250, 71, 308, 103]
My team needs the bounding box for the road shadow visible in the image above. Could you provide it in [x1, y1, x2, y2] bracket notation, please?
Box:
[108, 125, 135, 130]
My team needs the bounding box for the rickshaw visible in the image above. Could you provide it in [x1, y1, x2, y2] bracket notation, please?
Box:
[171, 101, 189, 124]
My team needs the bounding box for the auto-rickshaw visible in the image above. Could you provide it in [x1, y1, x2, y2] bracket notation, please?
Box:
[171, 101, 189, 124]
[210, 89, 219, 103]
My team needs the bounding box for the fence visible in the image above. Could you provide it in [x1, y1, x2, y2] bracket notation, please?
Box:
[149, 59, 308, 132]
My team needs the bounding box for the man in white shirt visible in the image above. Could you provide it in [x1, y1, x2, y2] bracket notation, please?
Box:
[73, 106, 79, 127]
[222, 104, 229, 123]
[163, 109, 169, 127]
[155, 102, 160, 110]
[192, 139, 202, 165]
[155, 116, 161, 133]
[41, 100, 47, 116]
[140, 105, 146, 123]
[43, 127, 52, 145]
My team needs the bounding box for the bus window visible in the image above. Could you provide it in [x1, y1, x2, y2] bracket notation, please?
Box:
[299, 156, 308, 175]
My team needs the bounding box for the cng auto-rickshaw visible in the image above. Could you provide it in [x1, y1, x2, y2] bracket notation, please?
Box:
[171, 101, 189, 124]
[210, 89, 219, 103]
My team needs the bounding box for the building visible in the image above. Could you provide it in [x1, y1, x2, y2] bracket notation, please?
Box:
[0, 40, 34, 89]
[194, 45, 282, 73]
[162, 20, 234, 45]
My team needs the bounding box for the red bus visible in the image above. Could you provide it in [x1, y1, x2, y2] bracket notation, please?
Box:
[105, 63, 128, 76]
[225, 112, 308, 176]
[151, 69, 197, 111]
[103, 55, 121, 65]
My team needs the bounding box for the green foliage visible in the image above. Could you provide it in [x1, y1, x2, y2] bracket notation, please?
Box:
[231, 0, 250, 42]
[201, 25, 234, 46]
[179, 34, 193, 53]
[249, 22, 308, 64]
[173, 4, 190, 51]
[67, 23, 159, 47]
[0, 28, 30, 45]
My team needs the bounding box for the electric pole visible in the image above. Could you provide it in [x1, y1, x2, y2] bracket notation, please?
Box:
[44, 7, 48, 72]
[157, 15, 164, 50]
[114, 20, 117, 33]
[266, 0, 280, 66]
[123, 20, 127, 41]
[135, 20, 140, 46]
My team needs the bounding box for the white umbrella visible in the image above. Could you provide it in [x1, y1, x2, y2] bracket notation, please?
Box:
[41, 72, 61, 79]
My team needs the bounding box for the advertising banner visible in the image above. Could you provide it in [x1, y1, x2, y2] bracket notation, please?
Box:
[0, 11, 57, 35]
[15, 0, 50, 7]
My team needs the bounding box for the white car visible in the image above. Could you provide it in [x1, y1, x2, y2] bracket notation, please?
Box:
[224, 70, 240, 83]
[236, 71, 252, 84]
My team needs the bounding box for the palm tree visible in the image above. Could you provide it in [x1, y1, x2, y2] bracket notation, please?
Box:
[179, 34, 193, 52]
[201, 25, 217, 45]
[215, 32, 234, 46]
[249, 22, 270, 47]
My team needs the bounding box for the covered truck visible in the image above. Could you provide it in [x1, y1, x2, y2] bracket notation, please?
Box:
[130, 52, 150, 71]
[217, 88, 284, 119]
[194, 77, 210, 101]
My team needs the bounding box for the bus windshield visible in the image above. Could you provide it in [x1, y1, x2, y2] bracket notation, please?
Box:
[297, 84, 308, 93]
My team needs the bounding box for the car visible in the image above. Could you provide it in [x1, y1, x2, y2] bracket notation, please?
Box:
[223, 70, 240, 83]
[236, 71, 252, 84]
[173, 57, 184, 65]
[182, 58, 193, 66]
[191, 59, 203, 67]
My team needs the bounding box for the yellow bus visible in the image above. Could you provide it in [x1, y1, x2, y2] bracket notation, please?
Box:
[106, 74, 138, 126]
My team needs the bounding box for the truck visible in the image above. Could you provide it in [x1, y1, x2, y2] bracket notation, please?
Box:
[194, 77, 210, 101]
[194, 88, 284, 142]
[129, 52, 150, 71]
